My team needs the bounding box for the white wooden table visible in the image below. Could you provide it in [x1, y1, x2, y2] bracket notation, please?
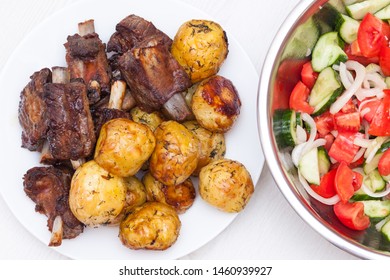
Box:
[0, 0, 358, 260]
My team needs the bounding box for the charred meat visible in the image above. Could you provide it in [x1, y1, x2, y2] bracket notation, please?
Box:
[18, 68, 52, 151]
[44, 80, 96, 161]
[23, 166, 84, 245]
[118, 35, 191, 114]
[107, 14, 172, 54]
[64, 20, 111, 102]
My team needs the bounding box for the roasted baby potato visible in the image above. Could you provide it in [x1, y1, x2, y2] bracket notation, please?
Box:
[130, 107, 165, 132]
[171, 19, 228, 83]
[119, 202, 181, 250]
[182, 120, 226, 176]
[149, 120, 200, 186]
[94, 118, 156, 177]
[109, 176, 147, 226]
[192, 75, 241, 133]
[69, 160, 127, 227]
[142, 172, 196, 214]
[199, 159, 254, 213]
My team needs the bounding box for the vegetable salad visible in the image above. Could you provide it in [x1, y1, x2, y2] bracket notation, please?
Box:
[274, 1, 390, 237]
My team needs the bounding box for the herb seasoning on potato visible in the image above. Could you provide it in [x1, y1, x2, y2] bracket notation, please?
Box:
[199, 159, 254, 213]
[171, 19, 228, 83]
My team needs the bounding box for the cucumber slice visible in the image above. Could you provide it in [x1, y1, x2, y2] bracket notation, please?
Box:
[364, 169, 386, 193]
[379, 140, 390, 153]
[309, 67, 344, 116]
[311, 32, 348, 72]
[299, 147, 320, 185]
[347, 0, 390, 20]
[314, 2, 345, 34]
[329, 0, 348, 14]
[273, 109, 299, 149]
[282, 17, 320, 60]
[375, 4, 390, 20]
[364, 153, 383, 174]
[362, 200, 390, 221]
[343, 0, 363, 5]
[336, 14, 360, 44]
[381, 219, 390, 241]
[351, 187, 381, 201]
[383, 174, 390, 182]
[318, 147, 331, 176]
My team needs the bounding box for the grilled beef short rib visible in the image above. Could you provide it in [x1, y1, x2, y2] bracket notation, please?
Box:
[18, 68, 52, 151]
[44, 80, 96, 161]
[107, 14, 172, 54]
[118, 35, 191, 114]
[65, 20, 112, 103]
[23, 166, 84, 243]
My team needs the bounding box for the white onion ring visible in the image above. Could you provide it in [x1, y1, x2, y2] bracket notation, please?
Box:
[362, 182, 390, 198]
[298, 171, 340, 205]
[355, 87, 383, 101]
[352, 147, 366, 163]
[301, 113, 317, 144]
[339, 62, 352, 89]
[364, 136, 389, 163]
[296, 125, 307, 144]
[353, 137, 371, 148]
[292, 142, 306, 167]
[365, 73, 387, 89]
[330, 60, 366, 114]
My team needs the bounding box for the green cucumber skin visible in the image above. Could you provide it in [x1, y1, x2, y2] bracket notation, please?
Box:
[273, 109, 297, 149]
[311, 87, 344, 117]
[311, 32, 348, 72]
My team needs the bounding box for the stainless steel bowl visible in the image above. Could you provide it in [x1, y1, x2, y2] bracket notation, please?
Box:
[258, 0, 390, 259]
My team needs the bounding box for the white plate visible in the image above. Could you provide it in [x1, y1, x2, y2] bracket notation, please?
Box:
[0, 0, 264, 259]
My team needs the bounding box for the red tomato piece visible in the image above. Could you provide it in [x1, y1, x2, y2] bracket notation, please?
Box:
[301, 61, 318, 89]
[334, 112, 361, 132]
[314, 111, 335, 136]
[352, 171, 363, 191]
[341, 98, 357, 114]
[310, 168, 338, 198]
[333, 201, 370, 231]
[272, 59, 307, 112]
[359, 98, 381, 123]
[380, 44, 390, 76]
[368, 90, 390, 136]
[335, 162, 355, 203]
[289, 81, 315, 114]
[344, 41, 380, 66]
[323, 133, 335, 152]
[378, 148, 390, 177]
[328, 132, 364, 164]
[357, 13, 390, 58]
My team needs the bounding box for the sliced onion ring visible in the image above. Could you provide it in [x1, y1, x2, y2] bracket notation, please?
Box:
[362, 182, 390, 198]
[330, 60, 366, 114]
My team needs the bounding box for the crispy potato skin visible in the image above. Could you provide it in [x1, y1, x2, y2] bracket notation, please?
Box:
[149, 121, 200, 186]
[191, 75, 241, 132]
[142, 172, 196, 214]
[130, 107, 165, 132]
[69, 160, 127, 227]
[171, 19, 228, 83]
[199, 159, 254, 213]
[94, 118, 156, 177]
[182, 120, 225, 176]
[119, 202, 181, 250]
